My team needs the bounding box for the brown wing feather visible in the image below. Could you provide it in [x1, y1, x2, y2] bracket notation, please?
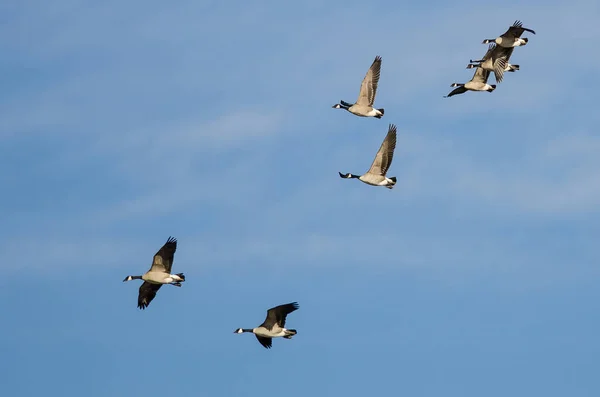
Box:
[367, 124, 397, 176]
[137, 282, 162, 310]
[505, 20, 535, 38]
[150, 236, 177, 273]
[262, 302, 299, 330]
[356, 56, 382, 106]
[472, 66, 491, 84]
[491, 46, 514, 83]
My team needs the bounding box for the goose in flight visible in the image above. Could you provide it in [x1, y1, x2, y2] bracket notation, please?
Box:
[332, 56, 385, 118]
[123, 236, 185, 309]
[234, 302, 299, 349]
[445, 66, 496, 98]
[339, 124, 397, 189]
[482, 20, 536, 48]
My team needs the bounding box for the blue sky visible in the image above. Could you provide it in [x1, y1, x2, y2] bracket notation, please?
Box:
[1, 0, 599, 396]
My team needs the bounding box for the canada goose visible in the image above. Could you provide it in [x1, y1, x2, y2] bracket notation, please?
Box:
[444, 66, 496, 98]
[466, 43, 518, 83]
[122, 236, 185, 310]
[482, 20, 536, 48]
[339, 124, 397, 189]
[234, 302, 299, 349]
[332, 56, 385, 118]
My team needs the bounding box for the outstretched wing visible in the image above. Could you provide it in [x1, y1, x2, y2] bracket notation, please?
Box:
[472, 66, 491, 84]
[150, 236, 177, 273]
[255, 335, 272, 349]
[356, 56, 382, 106]
[444, 86, 467, 98]
[262, 302, 299, 330]
[367, 124, 397, 176]
[138, 282, 162, 310]
[505, 20, 536, 38]
[491, 46, 513, 83]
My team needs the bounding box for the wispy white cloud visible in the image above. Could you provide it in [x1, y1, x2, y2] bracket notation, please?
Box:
[1, 0, 599, 284]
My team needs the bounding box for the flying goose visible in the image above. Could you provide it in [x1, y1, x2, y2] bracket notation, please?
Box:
[466, 43, 518, 83]
[482, 20, 536, 48]
[123, 236, 185, 310]
[444, 66, 496, 98]
[339, 123, 397, 189]
[234, 302, 299, 349]
[332, 56, 385, 118]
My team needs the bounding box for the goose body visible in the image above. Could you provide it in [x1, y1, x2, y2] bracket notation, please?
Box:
[332, 56, 385, 118]
[482, 20, 536, 48]
[123, 236, 185, 309]
[466, 43, 518, 83]
[445, 66, 496, 98]
[339, 124, 398, 189]
[234, 302, 299, 349]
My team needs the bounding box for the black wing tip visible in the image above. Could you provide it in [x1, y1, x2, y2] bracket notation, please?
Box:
[166, 236, 177, 244]
[388, 123, 397, 133]
[374, 55, 382, 62]
[512, 20, 535, 34]
[279, 302, 299, 312]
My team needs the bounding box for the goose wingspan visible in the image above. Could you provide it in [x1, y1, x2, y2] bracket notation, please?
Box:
[255, 335, 272, 349]
[138, 282, 162, 309]
[356, 56, 382, 107]
[150, 236, 177, 273]
[367, 124, 397, 176]
[262, 302, 299, 330]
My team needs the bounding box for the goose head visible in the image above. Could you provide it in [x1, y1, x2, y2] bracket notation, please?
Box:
[332, 103, 350, 110]
[122, 275, 142, 282]
[339, 172, 359, 179]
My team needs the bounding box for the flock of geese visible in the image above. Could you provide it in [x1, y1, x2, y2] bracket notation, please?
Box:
[445, 20, 536, 97]
[123, 20, 536, 349]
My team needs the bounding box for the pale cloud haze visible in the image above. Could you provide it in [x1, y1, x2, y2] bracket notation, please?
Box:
[1, 1, 599, 396]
